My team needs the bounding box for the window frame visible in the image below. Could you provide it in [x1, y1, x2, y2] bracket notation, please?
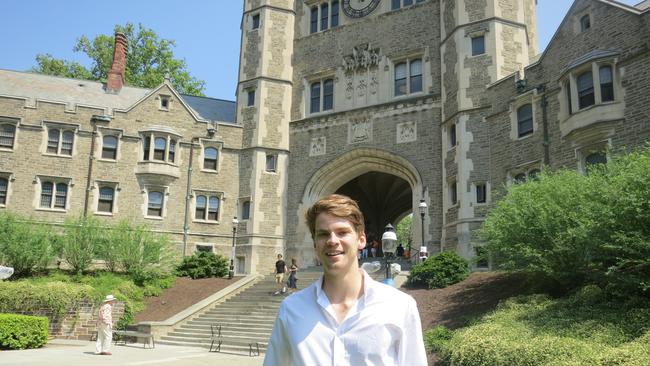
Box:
[0, 173, 13, 207]
[265, 153, 278, 173]
[97, 186, 115, 214]
[251, 13, 260, 30]
[471, 35, 486, 56]
[141, 132, 180, 164]
[517, 103, 534, 138]
[448, 123, 457, 149]
[309, 78, 335, 114]
[247, 89, 256, 107]
[241, 199, 251, 220]
[308, 1, 340, 34]
[36, 176, 72, 211]
[476, 183, 487, 204]
[449, 180, 458, 206]
[44, 124, 77, 157]
[392, 0, 425, 10]
[147, 190, 165, 218]
[101, 135, 119, 160]
[0, 121, 17, 150]
[393, 57, 423, 97]
[193, 192, 223, 223]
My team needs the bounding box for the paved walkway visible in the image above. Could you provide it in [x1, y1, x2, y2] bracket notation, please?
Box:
[0, 339, 264, 366]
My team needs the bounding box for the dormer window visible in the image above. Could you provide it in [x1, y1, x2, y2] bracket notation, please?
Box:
[160, 96, 170, 110]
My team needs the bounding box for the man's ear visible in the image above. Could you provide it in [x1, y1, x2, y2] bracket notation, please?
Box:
[358, 232, 367, 250]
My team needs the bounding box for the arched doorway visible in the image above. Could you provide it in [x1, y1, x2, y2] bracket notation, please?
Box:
[292, 148, 428, 266]
[336, 171, 412, 239]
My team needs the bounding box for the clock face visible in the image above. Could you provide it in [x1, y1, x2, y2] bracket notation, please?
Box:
[342, 0, 381, 18]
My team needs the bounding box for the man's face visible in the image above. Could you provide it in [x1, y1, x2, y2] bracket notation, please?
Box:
[314, 213, 366, 276]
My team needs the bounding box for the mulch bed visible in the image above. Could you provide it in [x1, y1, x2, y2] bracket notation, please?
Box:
[133, 277, 237, 323]
[402, 271, 529, 365]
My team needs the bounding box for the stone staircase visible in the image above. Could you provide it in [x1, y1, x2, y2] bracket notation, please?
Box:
[156, 268, 324, 354]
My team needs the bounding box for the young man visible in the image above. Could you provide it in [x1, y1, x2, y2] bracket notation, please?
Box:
[264, 194, 427, 365]
[274, 254, 288, 295]
[96, 294, 116, 356]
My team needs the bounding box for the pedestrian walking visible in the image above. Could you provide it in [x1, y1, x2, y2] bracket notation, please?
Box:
[95, 294, 116, 356]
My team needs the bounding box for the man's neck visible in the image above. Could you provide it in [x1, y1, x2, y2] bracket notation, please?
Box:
[322, 267, 364, 304]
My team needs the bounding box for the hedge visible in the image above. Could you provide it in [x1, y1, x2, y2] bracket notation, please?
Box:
[0, 313, 49, 350]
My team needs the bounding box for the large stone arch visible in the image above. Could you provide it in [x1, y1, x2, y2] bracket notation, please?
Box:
[291, 148, 428, 266]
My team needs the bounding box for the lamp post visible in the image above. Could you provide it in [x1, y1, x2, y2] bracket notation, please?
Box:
[229, 216, 238, 279]
[381, 223, 397, 280]
[418, 199, 427, 264]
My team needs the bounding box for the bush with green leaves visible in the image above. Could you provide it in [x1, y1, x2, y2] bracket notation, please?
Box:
[0, 314, 49, 350]
[424, 325, 454, 353]
[0, 281, 93, 318]
[0, 212, 55, 277]
[406, 251, 470, 289]
[482, 144, 650, 296]
[435, 289, 650, 365]
[56, 216, 105, 274]
[175, 252, 229, 279]
[95, 220, 176, 277]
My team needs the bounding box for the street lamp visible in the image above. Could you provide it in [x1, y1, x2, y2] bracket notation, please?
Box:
[229, 216, 238, 279]
[418, 199, 427, 264]
[381, 223, 397, 280]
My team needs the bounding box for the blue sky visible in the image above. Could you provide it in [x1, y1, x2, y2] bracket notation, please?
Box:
[1, 0, 641, 101]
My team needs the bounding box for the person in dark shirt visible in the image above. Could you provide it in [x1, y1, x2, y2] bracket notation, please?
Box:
[274, 254, 288, 295]
[396, 243, 405, 257]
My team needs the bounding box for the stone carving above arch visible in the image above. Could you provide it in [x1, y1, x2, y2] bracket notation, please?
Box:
[309, 136, 326, 156]
[342, 43, 381, 74]
[348, 117, 372, 144]
[397, 121, 417, 143]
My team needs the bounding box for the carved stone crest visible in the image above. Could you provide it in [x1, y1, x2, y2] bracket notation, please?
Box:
[348, 117, 372, 144]
[397, 121, 417, 143]
[310, 137, 326, 157]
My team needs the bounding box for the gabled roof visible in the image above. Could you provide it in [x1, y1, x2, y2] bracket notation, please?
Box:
[525, 0, 646, 73]
[181, 94, 236, 123]
[0, 69, 236, 123]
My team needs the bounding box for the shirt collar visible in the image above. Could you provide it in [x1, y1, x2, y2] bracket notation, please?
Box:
[315, 269, 377, 310]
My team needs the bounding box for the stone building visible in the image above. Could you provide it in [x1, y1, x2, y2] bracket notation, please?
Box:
[1, 0, 649, 274]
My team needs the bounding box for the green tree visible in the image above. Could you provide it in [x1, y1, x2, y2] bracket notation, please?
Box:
[396, 215, 412, 252]
[31, 23, 205, 96]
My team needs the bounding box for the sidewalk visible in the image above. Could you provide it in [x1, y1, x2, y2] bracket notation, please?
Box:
[0, 339, 264, 366]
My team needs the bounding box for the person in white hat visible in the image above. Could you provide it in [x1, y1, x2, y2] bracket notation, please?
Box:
[95, 294, 116, 355]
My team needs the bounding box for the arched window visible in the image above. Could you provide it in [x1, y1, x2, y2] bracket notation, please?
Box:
[208, 196, 220, 221]
[394, 62, 407, 96]
[577, 71, 595, 109]
[61, 131, 74, 155]
[47, 130, 60, 154]
[102, 136, 118, 160]
[195, 195, 207, 219]
[98, 187, 115, 213]
[204, 147, 218, 170]
[153, 137, 166, 161]
[0, 177, 8, 205]
[599, 66, 614, 102]
[143, 136, 151, 160]
[242, 200, 251, 220]
[148, 191, 164, 217]
[517, 104, 533, 137]
[169, 139, 176, 163]
[0, 124, 16, 149]
[310, 82, 321, 113]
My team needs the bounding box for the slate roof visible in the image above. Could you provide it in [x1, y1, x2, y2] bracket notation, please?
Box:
[181, 94, 236, 123]
[563, 49, 620, 73]
[0, 69, 236, 123]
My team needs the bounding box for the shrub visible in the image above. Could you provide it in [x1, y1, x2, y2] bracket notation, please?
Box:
[424, 325, 454, 353]
[0, 212, 55, 277]
[175, 252, 229, 279]
[57, 216, 105, 274]
[0, 314, 49, 350]
[436, 291, 650, 365]
[0, 281, 93, 318]
[97, 220, 176, 276]
[482, 144, 650, 296]
[406, 251, 469, 289]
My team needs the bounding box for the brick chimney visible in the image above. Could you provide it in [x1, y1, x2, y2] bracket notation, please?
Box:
[106, 32, 128, 93]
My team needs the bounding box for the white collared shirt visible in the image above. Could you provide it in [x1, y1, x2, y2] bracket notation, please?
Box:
[263, 271, 428, 366]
